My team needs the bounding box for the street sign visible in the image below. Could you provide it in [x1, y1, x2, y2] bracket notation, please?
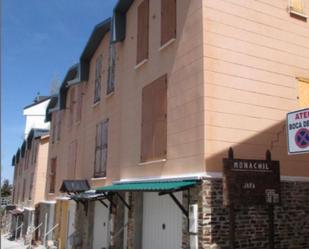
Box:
[223, 158, 281, 206]
[287, 108, 309, 154]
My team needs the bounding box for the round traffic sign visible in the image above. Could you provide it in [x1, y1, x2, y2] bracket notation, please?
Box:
[295, 128, 309, 148]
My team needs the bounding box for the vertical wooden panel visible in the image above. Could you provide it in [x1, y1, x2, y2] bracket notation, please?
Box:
[291, 0, 304, 13]
[137, 0, 149, 64]
[22, 179, 26, 202]
[141, 75, 167, 162]
[298, 80, 309, 107]
[50, 158, 57, 193]
[161, 0, 176, 46]
[153, 75, 167, 159]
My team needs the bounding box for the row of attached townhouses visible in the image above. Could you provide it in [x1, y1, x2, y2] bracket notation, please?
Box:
[10, 0, 309, 248]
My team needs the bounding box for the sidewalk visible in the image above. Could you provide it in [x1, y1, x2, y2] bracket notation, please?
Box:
[1, 235, 27, 249]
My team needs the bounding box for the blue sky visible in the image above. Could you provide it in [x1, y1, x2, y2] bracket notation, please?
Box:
[2, 0, 117, 182]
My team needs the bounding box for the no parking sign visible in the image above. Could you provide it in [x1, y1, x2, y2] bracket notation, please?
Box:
[287, 108, 309, 154]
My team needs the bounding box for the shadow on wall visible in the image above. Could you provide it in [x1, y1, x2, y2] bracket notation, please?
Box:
[203, 120, 309, 249]
[205, 120, 309, 176]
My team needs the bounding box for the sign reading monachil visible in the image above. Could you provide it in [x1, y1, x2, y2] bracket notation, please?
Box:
[287, 108, 309, 154]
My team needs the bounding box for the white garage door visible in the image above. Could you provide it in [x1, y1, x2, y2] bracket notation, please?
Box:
[93, 202, 110, 249]
[142, 192, 183, 249]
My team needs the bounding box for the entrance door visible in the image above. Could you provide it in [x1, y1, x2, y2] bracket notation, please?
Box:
[93, 201, 110, 249]
[142, 192, 183, 249]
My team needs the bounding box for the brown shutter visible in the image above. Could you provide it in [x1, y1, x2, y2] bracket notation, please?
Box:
[137, 0, 149, 64]
[50, 158, 57, 193]
[141, 81, 155, 162]
[141, 75, 167, 162]
[161, 0, 176, 46]
[153, 75, 167, 159]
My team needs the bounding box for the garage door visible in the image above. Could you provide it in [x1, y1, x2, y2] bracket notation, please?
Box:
[142, 192, 183, 249]
[93, 201, 110, 249]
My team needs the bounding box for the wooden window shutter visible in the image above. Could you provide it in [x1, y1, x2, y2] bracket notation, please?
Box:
[298, 79, 309, 107]
[50, 158, 57, 193]
[95, 122, 102, 177]
[137, 0, 149, 64]
[161, 0, 176, 46]
[290, 0, 305, 13]
[101, 120, 108, 176]
[153, 75, 167, 159]
[22, 179, 26, 202]
[141, 75, 167, 162]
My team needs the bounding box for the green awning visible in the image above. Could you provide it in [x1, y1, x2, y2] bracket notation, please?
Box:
[96, 180, 199, 192]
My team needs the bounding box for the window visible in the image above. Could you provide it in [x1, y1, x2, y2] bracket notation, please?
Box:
[49, 158, 57, 193]
[298, 78, 309, 107]
[290, 0, 305, 13]
[75, 85, 83, 122]
[31, 141, 37, 164]
[34, 141, 38, 164]
[22, 179, 26, 202]
[94, 119, 108, 178]
[68, 87, 75, 128]
[68, 141, 77, 179]
[107, 44, 116, 94]
[29, 173, 34, 200]
[141, 75, 167, 162]
[161, 0, 177, 46]
[94, 55, 103, 103]
[136, 0, 149, 65]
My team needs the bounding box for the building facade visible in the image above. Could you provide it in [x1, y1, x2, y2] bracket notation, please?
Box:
[11, 0, 309, 248]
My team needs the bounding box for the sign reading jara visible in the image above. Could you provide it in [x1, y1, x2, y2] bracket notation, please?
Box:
[287, 108, 309, 154]
[223, 158, 280, 206]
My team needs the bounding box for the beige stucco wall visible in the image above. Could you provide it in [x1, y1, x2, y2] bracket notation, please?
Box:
[45, 111, 63, 200]
[48, 0, 205, 194]
[81, 32, 121, 187]
[48, 33, 121, 195]
[12, 136, 49, 208]
[116, 0, 205, 180]
[203, 0, 309, 177]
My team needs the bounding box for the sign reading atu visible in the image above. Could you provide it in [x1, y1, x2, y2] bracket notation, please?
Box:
[223, 158, 281, 206]
[287, 108, 309, 154]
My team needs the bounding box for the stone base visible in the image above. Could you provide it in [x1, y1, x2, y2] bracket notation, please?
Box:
[196, 179, 309, 249]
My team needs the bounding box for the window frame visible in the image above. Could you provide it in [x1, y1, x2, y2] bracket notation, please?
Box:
[107, 44, 116, 95]
[141, 75, 167, 162]
[94, 54, 103, 104]
[160, 0, 177, 47]
[94, 119, 109, 178]
[49, 158, 57, 193]
[136, 0, 149, 65]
